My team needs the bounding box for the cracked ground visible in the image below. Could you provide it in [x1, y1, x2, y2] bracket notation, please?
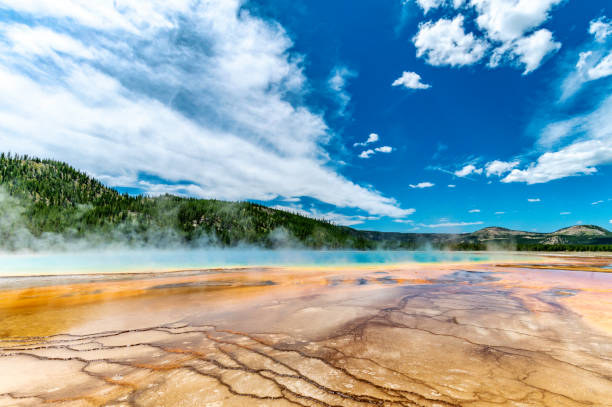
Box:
[0, 257, 611, 406]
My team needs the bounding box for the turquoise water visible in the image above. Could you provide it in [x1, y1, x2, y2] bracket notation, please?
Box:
[0, 249, 537, 276]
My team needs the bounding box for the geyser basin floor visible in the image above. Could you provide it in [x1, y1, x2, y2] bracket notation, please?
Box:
[0, 255, 611, 406]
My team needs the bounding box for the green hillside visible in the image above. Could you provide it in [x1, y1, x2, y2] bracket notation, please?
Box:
[0, 154, 372, 250]
[1, 154, 611, 252]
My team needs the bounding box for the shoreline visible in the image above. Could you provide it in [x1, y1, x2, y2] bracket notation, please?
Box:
[0, 249, 600, 278]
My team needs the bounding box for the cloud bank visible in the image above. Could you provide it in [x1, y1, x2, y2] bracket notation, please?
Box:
[0, 0, 412, 218]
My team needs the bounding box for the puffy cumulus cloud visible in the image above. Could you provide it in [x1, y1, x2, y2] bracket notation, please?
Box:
[359, 149, 375, 159]
[485, 160, 519, 177]
[413, 0, 563, 74]
[0, 0, 413, 218]
[413, 16, 489, 67]
[409, 182, 435, 188]
[470, 0, 563, 43]
[375, 146, 394, 153]
[503, 93, 612, 184]
[590, 17, 612, 43]
[354, 133, 379, 147]
[454, 164, 483, 177]
[510, 29, 561, 74]
[392, 71, 431, 90]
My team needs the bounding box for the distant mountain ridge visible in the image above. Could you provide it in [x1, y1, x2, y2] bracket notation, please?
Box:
[1, 154, 611, 252]
[358, 224, 612, 250]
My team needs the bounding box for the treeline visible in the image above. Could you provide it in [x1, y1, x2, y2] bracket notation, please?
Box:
[0, 154, 373, 249]
[2, 153, 611, 252]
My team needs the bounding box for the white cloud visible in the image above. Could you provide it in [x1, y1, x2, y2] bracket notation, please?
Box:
[454, 164, 483, 177]
[271, 204, 382, 227]
[375, 146, 393, 153]
[592, 200, 604, 205]
[527, 198, 541, 202]
[415, 0, 445, 14]
[470, 0, 563, 73]
[410, 0, 562, 74]
[0, 0, 413, 218]
[560, 21, 612, 100]
[359, 149, 375, 159]
[503, 139, 612, 184]
[468, 209, 481, 213]
[470, 0, 563, 43]
[413, 15, 489, 67]
[393, 219, 414, 224]
[510, 29, 561, 74]
[538, 117, 583, 148]
[357, 142, 394, 158]
[503, 92, 612, 184]
[590, 17, 612, 43]
[354, 133, 379, 147]
[420, 221, 484, 228]
[0, 23, 98, 59]
[609, 219, 612, 224]
[0, 0, 192, 33]
[328, 65, 357, 116]
[495, 211, 505, 214]
[485, 160, 519, 177]
[416, 0, 466, 14]
[560, 212, 571, 215]
[391, 71, 431, 89]
[448, 184, 456, 188]
[410, 182, 435, 189]
[587, 51, 612, 81]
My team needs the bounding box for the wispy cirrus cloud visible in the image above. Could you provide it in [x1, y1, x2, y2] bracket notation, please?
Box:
[328, 65, 358, 116]
[498, 17, 612, 185]
[271, 204, 382, 226]
[0, 0, 413, 218]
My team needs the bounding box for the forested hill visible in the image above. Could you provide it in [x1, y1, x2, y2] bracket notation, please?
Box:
[0, 154, 372, 250]
[1, 154, 611, 252]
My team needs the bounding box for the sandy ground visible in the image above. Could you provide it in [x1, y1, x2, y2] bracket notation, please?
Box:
[0, 255, 611, 406]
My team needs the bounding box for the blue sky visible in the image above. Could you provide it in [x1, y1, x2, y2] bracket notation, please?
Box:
[0, 0, 610, 233]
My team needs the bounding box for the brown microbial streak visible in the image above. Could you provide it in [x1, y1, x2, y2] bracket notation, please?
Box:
[0, 257, 611, 406]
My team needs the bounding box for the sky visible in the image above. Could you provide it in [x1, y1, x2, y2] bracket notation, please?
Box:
[0, 0, 610, 233]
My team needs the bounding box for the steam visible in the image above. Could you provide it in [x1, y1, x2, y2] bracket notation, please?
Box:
[0, 186, 324, 254]
[0, 188, 216, 253]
